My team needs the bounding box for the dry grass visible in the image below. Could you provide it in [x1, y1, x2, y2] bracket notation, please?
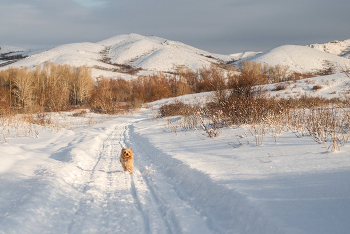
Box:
[160, 86, 350, 151]
[0, 110, 112, 144]
[312, 85, 323, 91]
[273, 83, 288, 91]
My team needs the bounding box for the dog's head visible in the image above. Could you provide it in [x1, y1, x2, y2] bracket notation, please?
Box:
[121, 147, 134, 160]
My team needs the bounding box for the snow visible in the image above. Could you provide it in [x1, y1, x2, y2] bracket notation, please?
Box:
[98, 33, 235, 72]
[0, 45, 27, 54]
[1, 74, 350, 233]
[309, 39, 350, 58]
[8, 42, 105, 68]
[245, 45, 350, 74]
[262, 73, 350, 99]
[3, 35, 350, 80]
[1, 34, 235, 79]
[1, 35, 350, 233]
[230, 51, 262, 60]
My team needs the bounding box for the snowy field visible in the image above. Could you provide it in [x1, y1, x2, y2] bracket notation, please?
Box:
[1, 35, 350, 233]
[1, 78, 350, 234]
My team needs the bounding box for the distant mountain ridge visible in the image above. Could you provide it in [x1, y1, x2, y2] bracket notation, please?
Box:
[1, 35, 350, 79]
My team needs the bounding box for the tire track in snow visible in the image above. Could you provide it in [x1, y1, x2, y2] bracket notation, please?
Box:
[67, 120, 216, 234]
[124, 124, 212, 234]
[122, 124, 176, 234]
[67, 123, 173, 234]
[121, 123, 173, 234]
[126, 122, 291, 234]
[67, 126, 116, 234]
[67, 124, 146, 234]
[130, 175, 151, 234]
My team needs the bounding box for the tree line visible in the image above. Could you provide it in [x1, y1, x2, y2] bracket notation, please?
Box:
[0, 61, 315, 115]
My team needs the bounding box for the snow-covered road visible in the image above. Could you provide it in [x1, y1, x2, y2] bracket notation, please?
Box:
[0, 116, 241, 234]
[1, 108, 350, 234]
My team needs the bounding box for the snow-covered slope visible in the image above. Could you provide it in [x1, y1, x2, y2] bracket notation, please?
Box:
[245, 45, 350, 74]
[1, 34, 236, 79]
[0, 45, 27, 54]
[3, 36, 350, 79]
[0, 45, 48, 68]
[1, 87, 350, 233]
[230, 51, 262, 60]
[262, 72, 350, 99]
[8, 42, 105, 67]
[309, 39, 350, 58]
[98, 34, 234, 71]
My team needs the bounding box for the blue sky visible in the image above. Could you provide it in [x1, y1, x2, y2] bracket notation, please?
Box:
[1, 0, 349, 54]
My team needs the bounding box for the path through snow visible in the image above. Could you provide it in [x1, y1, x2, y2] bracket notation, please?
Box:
[1, 110, 349, 234]
[0, 117, 238, 234]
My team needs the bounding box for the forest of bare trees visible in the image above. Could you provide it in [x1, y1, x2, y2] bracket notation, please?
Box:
[0, 61, 316, 116]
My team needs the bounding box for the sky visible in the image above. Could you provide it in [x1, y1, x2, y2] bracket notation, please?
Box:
[1, 0, 350, 54]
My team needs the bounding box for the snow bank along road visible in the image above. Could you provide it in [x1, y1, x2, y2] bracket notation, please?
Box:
[1, 111, 349, 234]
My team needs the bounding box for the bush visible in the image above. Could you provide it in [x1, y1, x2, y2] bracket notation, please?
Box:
[287, 71, 315, 81]
[0, 87, 11, 116]
[89, 77, 129, 114]
[273, 83, 288, 91]
[312, 85, 323, 91]
[159, 100, 198, 117]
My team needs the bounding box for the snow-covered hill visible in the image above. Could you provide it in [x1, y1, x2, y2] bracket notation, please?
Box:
[3, 35, 350, 79]
[309, 39, 350, 58]
[0, 45, 27, 54]
[1, 34, 236, 79]
[0, 45, 47, 68]
[229, 51, 262, 60]
[243, 44, 350, 74]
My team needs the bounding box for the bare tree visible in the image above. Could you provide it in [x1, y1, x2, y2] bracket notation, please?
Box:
[13, 68, 34, 109]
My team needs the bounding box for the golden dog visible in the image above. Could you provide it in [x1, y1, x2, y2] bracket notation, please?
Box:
[120, 147, 134, 172]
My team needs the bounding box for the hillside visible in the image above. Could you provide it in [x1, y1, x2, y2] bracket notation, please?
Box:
[309, 39, 350, 58]
[243, 44, 350, 74]
[2, 35, 350, 79]
[0, 34, 236, 79]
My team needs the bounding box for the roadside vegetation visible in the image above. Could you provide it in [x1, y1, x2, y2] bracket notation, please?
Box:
[0, 60, 319, 117]
[159, 64, 350, 153]
[1, 61, 349, 150]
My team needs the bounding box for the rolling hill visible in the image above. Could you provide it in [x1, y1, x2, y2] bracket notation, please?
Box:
[1, 34, 236, 79]
[1, 35, 350, 79]
[309, 39, 350, 58]
[241, 44, 350, 74]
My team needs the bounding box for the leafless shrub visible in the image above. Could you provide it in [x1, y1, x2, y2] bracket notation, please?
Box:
[30, 113, 52, 126]
[89, 77, 130, 114]
[159, 100, 198, 117]
[312, 85, 323, 91]
[341, 66, 350, 78]
[315, 60, 336, 76]
[302, 108, 350, 152]
[263, 64, 290, 83]
[286, 71, 316, 82]
[273, 83, 288, 91]
[72, 110, 87, 117]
